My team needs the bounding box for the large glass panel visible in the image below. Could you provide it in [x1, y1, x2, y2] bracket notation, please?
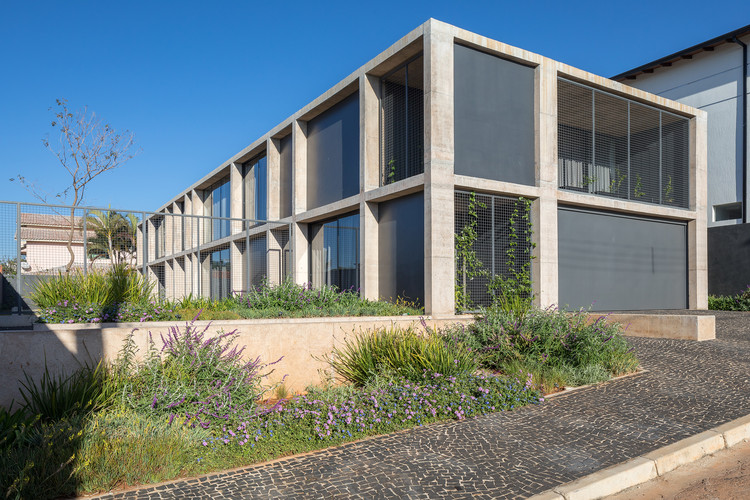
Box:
[306, 92, 360, 208]
[243, 155, 267, 222]
[310, 212, 360, 292]
[210, 247, 231, 299]
[255, 156, 267, 221]
[209, 179, 230, 240]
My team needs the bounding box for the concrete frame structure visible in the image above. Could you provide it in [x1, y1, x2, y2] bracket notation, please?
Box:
[146, 19, 708, 314]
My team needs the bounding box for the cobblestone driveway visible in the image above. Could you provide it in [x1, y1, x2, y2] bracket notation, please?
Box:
[91, 311, 750, 499]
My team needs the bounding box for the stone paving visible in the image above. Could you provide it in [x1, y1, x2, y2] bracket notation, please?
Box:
[91, 311, 750, 499]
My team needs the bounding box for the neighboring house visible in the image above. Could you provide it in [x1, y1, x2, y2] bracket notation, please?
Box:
[142, 19, 707, 314]
[18, 212, 119, 274]
[612, 24, 750, 295]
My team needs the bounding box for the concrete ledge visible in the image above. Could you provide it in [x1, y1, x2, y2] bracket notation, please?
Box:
[532, 413, 750, 500]
[713, 414, 750, 447]
[554, 457, 657, 500]
[587, 313, 715, 341]
[642, 430, 724, 475]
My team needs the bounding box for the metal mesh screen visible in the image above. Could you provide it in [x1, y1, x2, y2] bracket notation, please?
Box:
[381, 55, 424, 185]
[558, 78, 690, 208]
[455, 191, 533, 310]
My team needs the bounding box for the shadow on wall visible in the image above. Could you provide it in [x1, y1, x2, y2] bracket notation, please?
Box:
[0, 323, 105, 410]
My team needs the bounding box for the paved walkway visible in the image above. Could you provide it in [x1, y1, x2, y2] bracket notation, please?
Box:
[92, 311, 750, 499]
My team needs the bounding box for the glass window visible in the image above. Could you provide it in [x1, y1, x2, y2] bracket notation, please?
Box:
[210, 247, 231, 299]
[310, 212, 360, 292]
[243, 156, 267, 222]
[207, 179, 230, 240]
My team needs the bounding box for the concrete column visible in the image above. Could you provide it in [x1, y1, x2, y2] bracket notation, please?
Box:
[146, 217, 157, 262]
[267, 228, 284, 285]
[230, 162, 243, 234]
[230, 240, 244, 295]
[359, 201, 379, 300]
[292, 121, 308, 215]
[689, 112, 709, 309]
[291, 222, 309, 285]
[136, 222, 144, 268]
[423, 21, 456, 315]
[165, 260, 174, 299]
[172, 201, 183, 254]
[200, 254, 211, 298]
[267, 138, 281, 220]
[174, 257, 186, 299]
[164, 208, 174, 258]
[534, 61, 560, 308]
[361, 74, 381, 192]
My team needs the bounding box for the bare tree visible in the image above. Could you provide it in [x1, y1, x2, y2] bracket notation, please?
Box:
[12, 99, 139, 272]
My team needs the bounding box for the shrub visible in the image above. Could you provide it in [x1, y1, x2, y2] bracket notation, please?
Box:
[18, 359, 114, 422]
[232, 280, 422, 318]
[0, 417, 83, 500]
[442, 306, 638, 381]
[709, 285, 750, 311]
[111, 321, 279, 429]
[328, 324, 478, 387]
[30, 263, 154, 309]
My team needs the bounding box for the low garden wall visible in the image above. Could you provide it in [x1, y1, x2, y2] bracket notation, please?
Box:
[0, 315, 474, 409]
[0, 311, 715, 409]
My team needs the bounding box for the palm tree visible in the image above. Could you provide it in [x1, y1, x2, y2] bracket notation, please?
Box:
[85, 209, 137, 266]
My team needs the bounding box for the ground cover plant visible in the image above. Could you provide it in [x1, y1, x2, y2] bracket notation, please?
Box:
[0, 320, 542, 499]
[708, 285, 750, 311]
[36, 279, 421, 324]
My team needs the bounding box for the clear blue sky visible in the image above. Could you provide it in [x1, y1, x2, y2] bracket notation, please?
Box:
[2, 1, 749, 211]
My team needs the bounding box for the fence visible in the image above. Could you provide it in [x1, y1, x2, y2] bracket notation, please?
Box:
[0, 200, 292, 312]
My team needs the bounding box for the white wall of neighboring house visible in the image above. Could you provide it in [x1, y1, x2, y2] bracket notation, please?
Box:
[622, 34, 750, 226]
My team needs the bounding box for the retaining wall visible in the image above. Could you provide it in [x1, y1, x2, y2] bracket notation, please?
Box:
[0, 315, 473, 409]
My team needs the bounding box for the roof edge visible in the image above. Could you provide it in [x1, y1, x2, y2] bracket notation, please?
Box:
[612, 24, 750, 81]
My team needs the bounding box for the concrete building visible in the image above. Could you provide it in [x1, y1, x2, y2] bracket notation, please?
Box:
[143, 19, 707, 314]
[613, 25, 749, 296]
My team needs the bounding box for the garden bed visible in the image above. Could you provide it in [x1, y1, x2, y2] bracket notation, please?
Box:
[1, 306, 640, 499]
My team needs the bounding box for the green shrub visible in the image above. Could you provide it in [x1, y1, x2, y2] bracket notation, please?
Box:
[442, 306, 639, 384]
[18, 359, 114, 422]
[709, 286, 750, 311]
[0, 407, 38, 450]
[30, 263, 154, 309]
[0, 416, 83, 500]
[328, 325, 478, 386]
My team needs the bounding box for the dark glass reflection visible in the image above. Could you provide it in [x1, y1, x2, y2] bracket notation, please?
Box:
[310, 212, 359, 292]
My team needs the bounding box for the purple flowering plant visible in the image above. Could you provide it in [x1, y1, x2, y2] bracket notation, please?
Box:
[111, 317, 281, 430]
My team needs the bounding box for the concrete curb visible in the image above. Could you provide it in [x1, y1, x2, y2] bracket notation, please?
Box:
[527, 413, 750, 500]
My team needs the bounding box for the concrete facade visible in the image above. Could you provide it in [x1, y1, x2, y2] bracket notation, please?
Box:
[143, 19, 707, 314]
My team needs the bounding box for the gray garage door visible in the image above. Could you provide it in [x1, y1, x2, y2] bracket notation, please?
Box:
[558, 207, 687, 311]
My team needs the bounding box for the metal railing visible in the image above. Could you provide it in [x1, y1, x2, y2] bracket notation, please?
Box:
[0, 200, 292, 312]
